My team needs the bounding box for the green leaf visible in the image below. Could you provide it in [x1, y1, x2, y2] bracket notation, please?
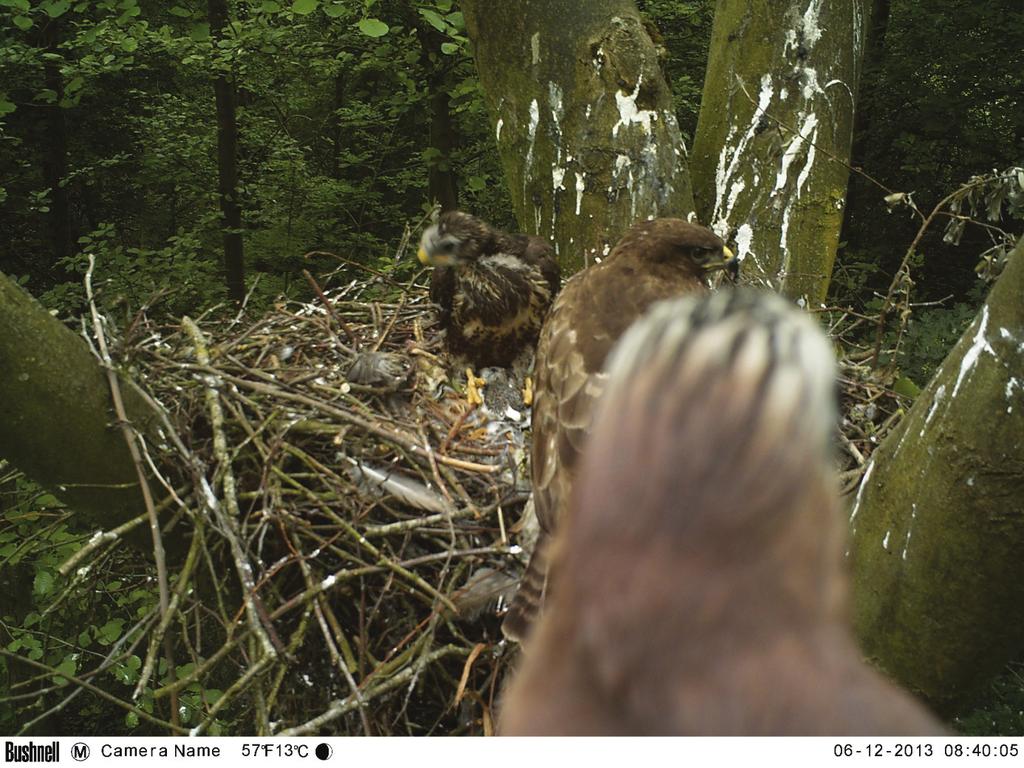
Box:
[357, 17, 388, 37]
[440, 41, 458, 54]
[291, 0, 316, 14]
[0, 98, 16, 116]
[98, 618, 125, 645]
[260, 0, 280, 11]
[1, 0, 31, 12]
[445, 11, 463, 28]
[189, 22, 209, 40]
[113, 655, 141, 684]
[893, 376, 921, 399]
[125, 711, 139, 728]
[168, 5, 191, 16]
[78, 630, 92, 646]
[467, 175, 486, 192]
[33, 570, 55, 596]
[120, 36, 138, 52]
[53, 656, 77, 686]
[65, 76, 84, 93]
[13, 15, 33, 30]
[418, 8, 445, 32]
[43, 0, 71, 17]
[322, 2, 344, 17]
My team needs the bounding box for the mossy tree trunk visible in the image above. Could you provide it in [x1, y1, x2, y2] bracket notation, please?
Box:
[461, 0, 695, 273]
[0, 273, 159, 541]
[848, 239, 1024, 713]
[690, 0, 869, 303]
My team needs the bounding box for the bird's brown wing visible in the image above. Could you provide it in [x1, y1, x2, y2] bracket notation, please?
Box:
[531, 272, 615, 532]
[534, 262, 710, 529]
[503, 259, 710, 642]
[523, 234, 562, 299]
[429, 265, 456, 334]
[502, 266, 618, 641]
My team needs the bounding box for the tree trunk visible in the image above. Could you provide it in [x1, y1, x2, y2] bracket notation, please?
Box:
[415, 22, 459, 212]
[208, 0, 246, 303]
[690, 0, 869, 303]
[427, 86, 459, 212]
[848, 238, 1024, 713]
[0, 274, 159, 541]
[462, 0, 695, 273]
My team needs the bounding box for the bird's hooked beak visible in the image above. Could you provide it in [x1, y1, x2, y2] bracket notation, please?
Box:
[702, 245, 740, 280]
[417, 226, 459, 267]
[723, 246, 740, 281]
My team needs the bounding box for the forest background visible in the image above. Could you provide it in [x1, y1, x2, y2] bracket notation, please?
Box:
[1, 0, 1022, 736]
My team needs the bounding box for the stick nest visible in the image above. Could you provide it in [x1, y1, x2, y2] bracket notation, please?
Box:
[102, 266, 533, 736]
[40, 263, 909, 737]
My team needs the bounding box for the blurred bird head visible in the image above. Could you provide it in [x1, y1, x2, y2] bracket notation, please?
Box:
[418, 211, 494, 268]
[574, 288, 840, 570]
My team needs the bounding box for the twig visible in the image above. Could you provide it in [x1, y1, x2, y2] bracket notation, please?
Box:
[1, 649, 188, 734]
[302, 268, 359, 348]
[183, 317, 278, 661]
[84, 254, 179, 728]
[278, 645, 466, 735]
[870, 171, 1019, 367]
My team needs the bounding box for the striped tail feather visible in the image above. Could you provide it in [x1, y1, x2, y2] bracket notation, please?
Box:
[501, 534, 551, 643]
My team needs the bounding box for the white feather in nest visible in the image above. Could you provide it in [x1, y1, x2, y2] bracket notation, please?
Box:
[344, 456, 452, 514]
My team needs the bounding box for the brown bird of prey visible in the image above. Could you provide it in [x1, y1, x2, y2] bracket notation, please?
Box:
[501, 218, 735, 642]
[418, 211, 561, 372]
[500, 290, 946, 735]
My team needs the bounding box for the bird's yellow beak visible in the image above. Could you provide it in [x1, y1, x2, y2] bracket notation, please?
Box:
[703, 245, 737, 274]
[722, 246, 740, 280]
[419, 248, 458, 267]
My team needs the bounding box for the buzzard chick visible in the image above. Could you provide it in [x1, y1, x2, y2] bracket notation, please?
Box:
[500, 290, 946, 735]
[502, 218, 734, 641]
[418, 211, 561, 370]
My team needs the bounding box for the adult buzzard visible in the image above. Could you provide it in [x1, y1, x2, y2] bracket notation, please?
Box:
[500, 290, 946, 735]
[418, 211, 561, 371]
[501, 218, 735, 641]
